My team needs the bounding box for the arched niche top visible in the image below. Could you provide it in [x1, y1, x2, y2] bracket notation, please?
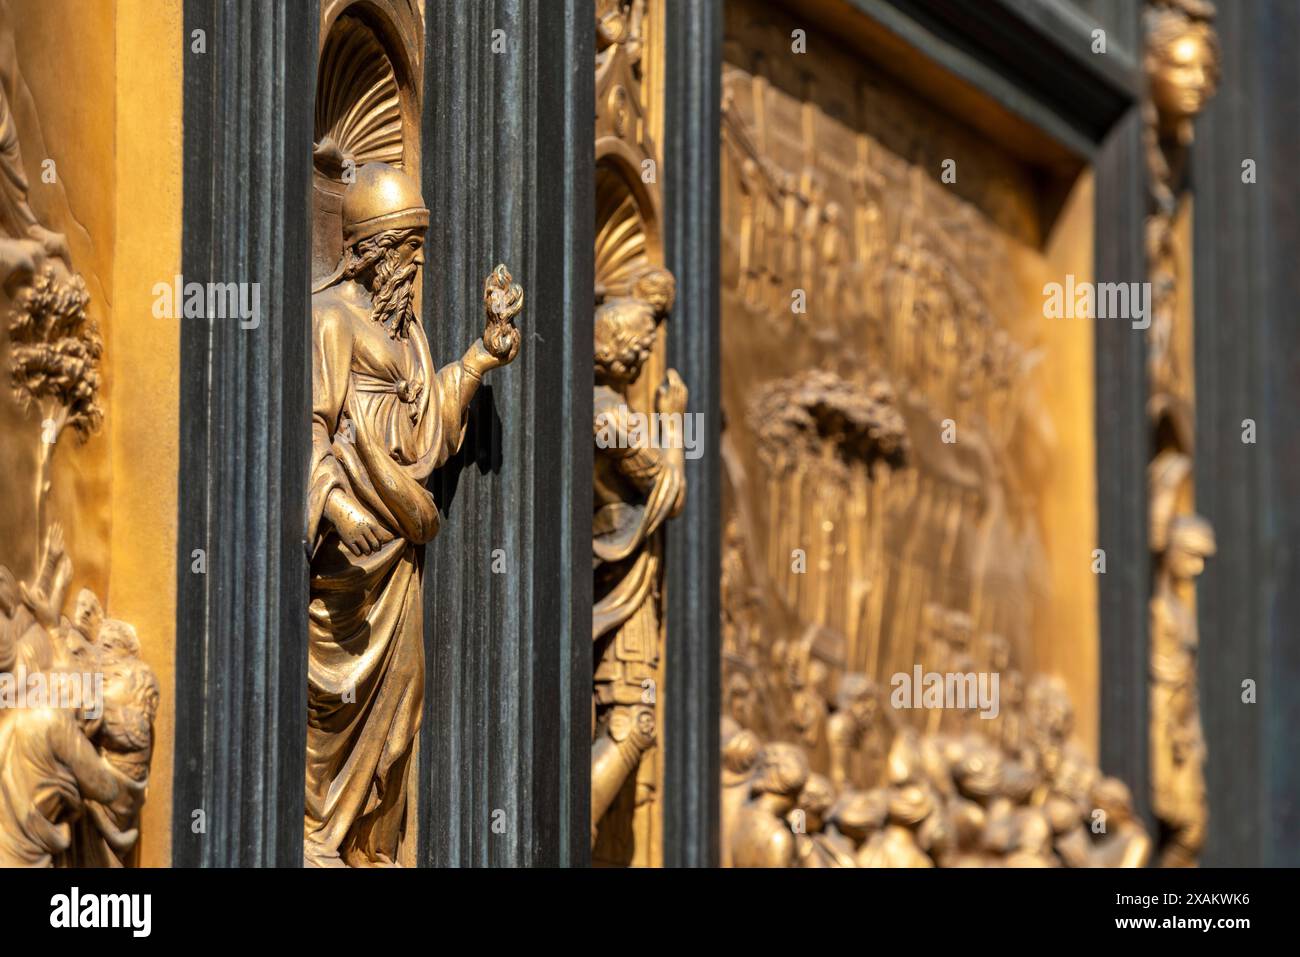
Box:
[595, 149, 662, 299]
[312, 0, 422, 279]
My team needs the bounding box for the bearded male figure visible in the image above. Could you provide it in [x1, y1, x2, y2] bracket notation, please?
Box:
[305, 163, 521, 867]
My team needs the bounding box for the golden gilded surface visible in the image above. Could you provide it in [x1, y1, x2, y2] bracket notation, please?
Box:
[0, 0, 1225, 873]
[1144, 0, 1219, 869]
[0, 0, 167, 867]
[591, 0, 685, 868]
[718, 0, 1137, 868]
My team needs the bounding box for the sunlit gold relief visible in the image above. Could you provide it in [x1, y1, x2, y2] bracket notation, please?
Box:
[591, 0, 685, 868]
[1144, 0, 1218, 868]
[0, 72, 158, 868]
[717, 0, 1145, 868]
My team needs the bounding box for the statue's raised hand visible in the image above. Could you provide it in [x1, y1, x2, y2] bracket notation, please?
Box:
[482, 264, 523, 365]
[656, 368, 688, 417]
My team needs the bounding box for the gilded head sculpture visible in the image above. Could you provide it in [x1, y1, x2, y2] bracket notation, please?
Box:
[753, 742, 810, 811]
[631, 265, 676, 316]
[830, 787, 889, 840]
[836, 672, 879, 728]
[1146, 6, 1220, 140]
[888, 783, 934, 827]
[952, 738, 1003, 800]
[796, 773, 836, 832]
[721, 722, 763, 778]
[327, 163, 430, 337]
[98, 654, 161, 753]
[1166, 513, 1217, 581]
[593, 266, 675, 385]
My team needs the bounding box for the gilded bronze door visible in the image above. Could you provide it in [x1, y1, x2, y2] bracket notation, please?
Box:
[0, 0, 1294, 882]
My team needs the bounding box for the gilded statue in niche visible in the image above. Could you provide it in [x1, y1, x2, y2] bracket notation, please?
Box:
[1, 66, 158, 867]
[591, 265, 686, 849]
[1149, 452, 1214, 868]
[1143, 0, 1219, 867]
[592, 0, 685, 867]
[304, 161, 521, 867]
[1145, 0, 1219, 429]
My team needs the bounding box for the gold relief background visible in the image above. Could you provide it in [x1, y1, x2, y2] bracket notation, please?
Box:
[0, 0, 180, 866]
[0, 0, 1228, 872]
[0, 0, 116, 606]
[720, 0, 1099, 765]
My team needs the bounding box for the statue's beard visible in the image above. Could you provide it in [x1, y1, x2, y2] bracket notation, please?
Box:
[370, 259, 418, 338]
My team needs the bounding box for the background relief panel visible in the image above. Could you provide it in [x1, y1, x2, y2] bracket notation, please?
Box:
[715, 0, 1141, 869]
[0, 0, 181, 867]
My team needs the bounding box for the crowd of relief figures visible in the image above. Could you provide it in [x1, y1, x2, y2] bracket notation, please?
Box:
[717, 0, 1146, 867]
[0, 27, 158, 866]
[720, 677, 1149, 868]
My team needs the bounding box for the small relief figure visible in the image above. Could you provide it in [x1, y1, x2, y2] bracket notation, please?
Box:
[787, 651, 831, 766]
[730, 742, 809, 868]
[0, 527, 157, 867]
[0, 703, 134, 867]
[1023, 673, 1075, 794]
[305, 162, 521, 867]
[789, 773, 857, 868]
[719, 717, 761, 868]
[1143, 0, 1219, 413]
[825, 787, 888, 860]
[0, 562, 51, 678]
[1150, 511, 1215, 867]
[856, 785, 936, 869]
[590, 265, 686, 848]
[825, 672, 880, 791]
[1087, 776, 1153, 869]
[943, 736, 1004, 867]
[61, 589, 161, 867]
[1043, 743, 1100, 868]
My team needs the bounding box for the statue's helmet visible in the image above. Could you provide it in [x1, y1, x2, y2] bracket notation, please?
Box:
[342, 162, 429, 245]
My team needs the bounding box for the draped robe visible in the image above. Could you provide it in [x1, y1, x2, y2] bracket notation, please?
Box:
[591, 384, 686, 644]
[304, 285, 474, 867]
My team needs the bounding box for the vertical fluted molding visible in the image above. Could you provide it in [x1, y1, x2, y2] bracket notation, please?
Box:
[419, 0, 594, 867]
[1094, 114, 1152, 828]
[661, 0, 723, 868]
[174, 0, 316, 866]
[1194, 0, 1300, 867]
